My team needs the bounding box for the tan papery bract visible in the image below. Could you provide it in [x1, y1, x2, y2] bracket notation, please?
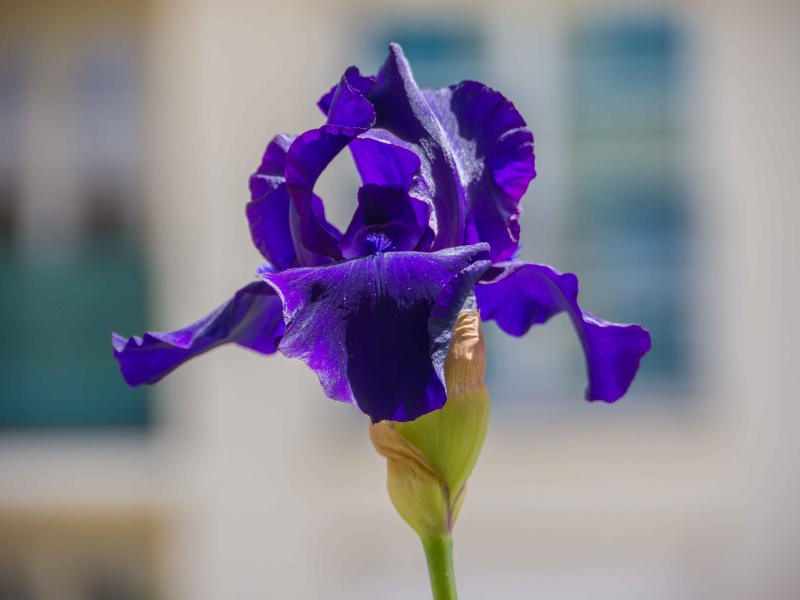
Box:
[370, 422, 450, 538]
[442, 309, 486, 394]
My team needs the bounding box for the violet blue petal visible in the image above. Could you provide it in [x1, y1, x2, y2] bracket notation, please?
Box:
[340, 184, 429, 258]
[318, 66, 376, 117]
[348, 135, 420, 188]
[363, 44, 468, 251]
[325, 70, 377, 129]
[247, 134, 298, 271]
[349, 131, 435, 252]
[248, 134, 337, 269]
[285, 127, 350, 260]
[321, 46, 535, 258]
[424, 81, 536, 262]
[112, 280, 284, 386]
[249, 133, 294, 198]
[287, 193, 344, 268]
[475, 262, 651, 402]
[261, 244, 491, 422]
[285, 74, 376, 260]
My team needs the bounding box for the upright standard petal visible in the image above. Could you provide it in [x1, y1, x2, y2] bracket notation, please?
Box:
[474, 263, 651, 402]
[285, 73, 376, 261]
[317, 66, 376, 117]
[364, 44, 467, 251]
[261, 244, 491, 422]
[248, 134, 298, 271]
[284, 126, 349, 260]
[112, 280, 284, 386]
[319, 45, 535, 259]
[348, 134, 420, 188]
[348, 131, 435, 252]
[424, 82, 536, 262]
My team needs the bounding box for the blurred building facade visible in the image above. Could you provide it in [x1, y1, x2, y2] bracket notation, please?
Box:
[0, 0, 798, 598]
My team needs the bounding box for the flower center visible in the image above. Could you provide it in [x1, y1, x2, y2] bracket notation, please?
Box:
[363, 232, 395, 254]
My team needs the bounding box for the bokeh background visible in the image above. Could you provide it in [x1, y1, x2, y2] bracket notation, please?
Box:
[1, 0, 798, 598]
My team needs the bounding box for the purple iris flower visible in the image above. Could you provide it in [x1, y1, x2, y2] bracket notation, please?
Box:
[112, 44, 651, 423]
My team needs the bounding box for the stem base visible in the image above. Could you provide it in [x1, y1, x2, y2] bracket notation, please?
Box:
[422, 535, 457, 600]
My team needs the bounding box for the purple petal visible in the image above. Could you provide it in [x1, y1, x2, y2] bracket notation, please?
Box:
[247, 135, 298, 270]
[284, 126, 350, 260]
[314, 45, 535, 258]
[340, 184, 429, 257]
[248, 134, 339, 270]
[285, 73, 377, 261]
[424, 81, 536, 262]
[325, 70, 377, 129]
[348, 131, 435, 251]
[247, 184, 296, 270]
[363, 44, 467, 251]
[318, 66, 376, 117]
[475, 262, 651, 402]
[249, 133, 294, 197]
[288, 192, 344, 268]
[348, 134, 420, 188]
[261, 244, 491, 422]
[248, 183, 337, 270]
[112, 280, 284, 386]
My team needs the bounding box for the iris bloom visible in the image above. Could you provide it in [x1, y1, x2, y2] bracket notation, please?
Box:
[112, 44, 651, 423]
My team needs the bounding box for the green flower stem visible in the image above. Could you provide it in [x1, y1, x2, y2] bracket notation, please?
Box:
[422, 535, 458, 600]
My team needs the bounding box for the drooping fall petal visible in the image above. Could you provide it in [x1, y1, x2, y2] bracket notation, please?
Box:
[113, 280, 284, 386]
[475, 262, 651, 401]
[261, 244, 490, 422]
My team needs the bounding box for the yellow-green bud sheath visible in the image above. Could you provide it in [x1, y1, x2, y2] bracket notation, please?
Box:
[370, 309, 490, 599]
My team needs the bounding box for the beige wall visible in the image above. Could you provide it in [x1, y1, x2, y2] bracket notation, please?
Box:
[140, 1, 799, 598]
[1, 0, 798, 598]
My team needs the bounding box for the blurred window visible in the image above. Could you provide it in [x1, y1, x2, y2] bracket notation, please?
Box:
[0, 37, 150, 429]
[365, 21, 483, 87]
[0, 52, 25, 243]
[565, 16, 691, 400]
